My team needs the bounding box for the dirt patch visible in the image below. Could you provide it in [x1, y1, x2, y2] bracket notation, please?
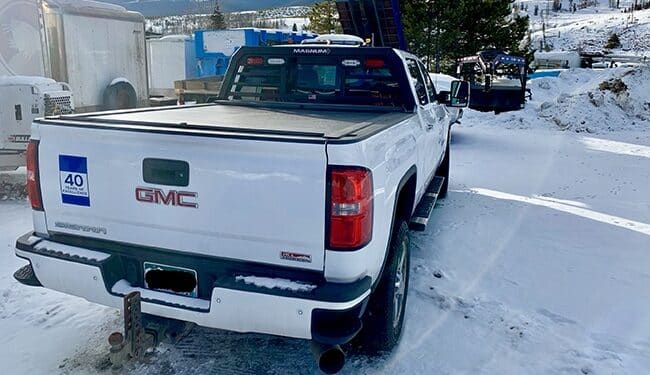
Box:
[598, 79, 628, 94]
[0, 170, 27, 200]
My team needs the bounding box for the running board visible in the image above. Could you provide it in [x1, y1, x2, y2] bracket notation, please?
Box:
[409, 176, 445, 231]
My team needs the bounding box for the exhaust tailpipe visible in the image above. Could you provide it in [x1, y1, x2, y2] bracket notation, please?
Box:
[310, 341, 346, 374]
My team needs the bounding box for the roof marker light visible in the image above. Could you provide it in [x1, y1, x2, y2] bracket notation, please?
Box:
[342, 59, 361, 67]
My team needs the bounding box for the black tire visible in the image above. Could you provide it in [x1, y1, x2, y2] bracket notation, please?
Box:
[103, 80, 137, 110]
[356, 221, 410, 353]
[436, 132, 450, 199]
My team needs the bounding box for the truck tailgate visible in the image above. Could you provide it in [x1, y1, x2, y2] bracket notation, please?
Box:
[37, 123, 327, 271]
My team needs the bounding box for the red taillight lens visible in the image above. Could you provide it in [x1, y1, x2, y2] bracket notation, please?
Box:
[26, 140, 43, 211]
[328, 167, 373, 250]
[246, 56, 264, 65]
[365, 59, 385, 69]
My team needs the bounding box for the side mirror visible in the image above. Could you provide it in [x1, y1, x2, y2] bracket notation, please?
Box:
[449, 80, 470, 108]
[436, 91, 451, 105]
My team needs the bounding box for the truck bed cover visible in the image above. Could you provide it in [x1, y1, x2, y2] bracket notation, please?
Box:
[40, 103, 412, 143]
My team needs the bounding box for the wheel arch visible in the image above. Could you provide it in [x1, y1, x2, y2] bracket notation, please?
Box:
[371, 165, 417, 291]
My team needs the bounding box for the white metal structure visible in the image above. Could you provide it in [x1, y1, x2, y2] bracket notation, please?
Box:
[0, 76, 72, 170]
[301, 34, 366, 46]
[0, 0, 147, 112]
[533, 51, 582, 69]
[147, 35, 196, 97]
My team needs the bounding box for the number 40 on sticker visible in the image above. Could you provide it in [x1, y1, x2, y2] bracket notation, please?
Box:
[64, 173, 85, 187]
[59, 154, 91, 206]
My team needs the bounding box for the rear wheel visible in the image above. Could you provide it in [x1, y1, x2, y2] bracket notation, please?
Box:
[356, 221, 410, 353]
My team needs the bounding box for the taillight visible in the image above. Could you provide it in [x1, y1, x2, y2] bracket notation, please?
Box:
[365, 59, 385, 69]
[26, 140, 43, 211]
[246, 56, 264, 65]
[327, 166, 373, 250]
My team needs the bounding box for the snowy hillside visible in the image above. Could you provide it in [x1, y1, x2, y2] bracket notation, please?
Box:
[521, 0, 650, 53]
[146, 6, 311, 35]
[101, 0, 317, 17]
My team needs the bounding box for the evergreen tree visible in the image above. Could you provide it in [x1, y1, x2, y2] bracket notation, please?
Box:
[210, 1, 226, 30]
[605, 33, 621, 49]
[403, 0, 530, 73]
[307, 1, 343, 34]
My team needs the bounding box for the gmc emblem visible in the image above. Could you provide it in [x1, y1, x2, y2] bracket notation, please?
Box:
[135, 187, 198, 208]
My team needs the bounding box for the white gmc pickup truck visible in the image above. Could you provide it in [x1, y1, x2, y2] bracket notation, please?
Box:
[14, 45, 468, 373]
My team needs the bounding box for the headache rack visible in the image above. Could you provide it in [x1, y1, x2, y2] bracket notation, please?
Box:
[218, 46, 416, 111]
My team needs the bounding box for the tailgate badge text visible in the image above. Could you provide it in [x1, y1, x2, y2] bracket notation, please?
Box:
[136, 187, 198, 208]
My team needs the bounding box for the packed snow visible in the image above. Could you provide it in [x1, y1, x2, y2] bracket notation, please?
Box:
[1, 63, 649, 373]
[463, 66, 650, 133]
[235, 276, 317, 293]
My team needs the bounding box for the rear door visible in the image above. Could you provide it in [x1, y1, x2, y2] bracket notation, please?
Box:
[419, 61, 450, 160]
[405, 58, 445, 181]
[37, 123, 328, 271]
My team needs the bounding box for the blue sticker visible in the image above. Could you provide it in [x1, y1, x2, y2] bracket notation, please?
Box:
[59, 155, 90, 207]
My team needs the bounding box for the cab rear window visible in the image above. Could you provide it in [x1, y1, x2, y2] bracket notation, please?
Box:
[223, 55, 410, 109]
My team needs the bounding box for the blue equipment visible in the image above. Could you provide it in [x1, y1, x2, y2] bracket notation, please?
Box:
[194, 28, 317, 77]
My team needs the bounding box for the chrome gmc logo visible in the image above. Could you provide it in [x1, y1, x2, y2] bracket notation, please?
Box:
[135, 187, 198, 208]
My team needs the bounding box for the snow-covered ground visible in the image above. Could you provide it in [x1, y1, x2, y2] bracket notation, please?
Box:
[1, 65, 649, 374]
[465, 66, 650, 133]
[522, 1, 650, 53]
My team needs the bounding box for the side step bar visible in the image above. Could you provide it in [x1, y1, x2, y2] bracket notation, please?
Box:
[409, 176, 445, 231]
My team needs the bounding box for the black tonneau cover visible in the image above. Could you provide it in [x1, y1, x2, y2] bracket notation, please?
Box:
[40, 103, 413, 143]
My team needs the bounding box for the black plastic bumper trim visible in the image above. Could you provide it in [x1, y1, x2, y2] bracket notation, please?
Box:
[311, 297, 369, 345]
[15, 232, 371, 305]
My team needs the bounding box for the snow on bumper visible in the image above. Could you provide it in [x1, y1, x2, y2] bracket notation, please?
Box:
[15, 234, 370, 343]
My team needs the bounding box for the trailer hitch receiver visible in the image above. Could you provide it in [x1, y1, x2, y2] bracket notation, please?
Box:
[108, 292, 154, 369]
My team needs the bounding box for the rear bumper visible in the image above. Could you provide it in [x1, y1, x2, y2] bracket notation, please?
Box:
[15, 232, 370, 344]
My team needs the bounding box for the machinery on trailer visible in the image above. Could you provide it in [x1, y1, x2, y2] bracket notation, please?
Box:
[457, 49, 528, 113]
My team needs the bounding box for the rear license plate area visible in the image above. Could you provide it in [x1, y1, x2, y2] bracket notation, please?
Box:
[144, 262, 198, 298]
